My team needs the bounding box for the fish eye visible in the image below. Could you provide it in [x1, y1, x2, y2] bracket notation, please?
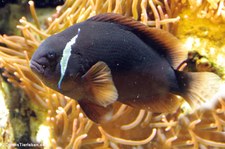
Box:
[47, 52, 56, 60]
[42, 64, 46, 69]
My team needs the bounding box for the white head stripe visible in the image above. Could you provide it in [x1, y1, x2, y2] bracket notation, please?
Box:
[58, 28, 80, 89]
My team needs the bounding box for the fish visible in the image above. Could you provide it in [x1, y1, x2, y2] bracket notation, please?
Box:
[30, 13, 221, 123]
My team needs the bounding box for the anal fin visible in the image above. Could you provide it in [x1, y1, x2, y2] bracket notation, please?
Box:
[78, 99, 113, 123]
[130, 94, 182, 113]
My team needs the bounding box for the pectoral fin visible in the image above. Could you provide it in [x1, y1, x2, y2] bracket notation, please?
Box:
[78, 100, 113, 123]
[82, 61, 118, 107]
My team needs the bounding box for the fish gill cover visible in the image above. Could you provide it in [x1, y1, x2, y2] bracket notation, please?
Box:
[0, 0, 225, 148]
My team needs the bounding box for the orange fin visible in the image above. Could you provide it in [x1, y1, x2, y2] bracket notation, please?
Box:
[146, 94, 182, 113]
[78, 100, 113, 123]
[175, 70, 222, 108]
[82, 61, 118, 107]
[128, 93, 182, 113]
[88, 13, 187, 69]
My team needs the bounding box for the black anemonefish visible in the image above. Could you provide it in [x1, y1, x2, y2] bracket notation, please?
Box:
[30, 13, 221, 123]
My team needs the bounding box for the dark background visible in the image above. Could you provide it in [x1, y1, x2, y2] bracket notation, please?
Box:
[0, 0, 65, 8]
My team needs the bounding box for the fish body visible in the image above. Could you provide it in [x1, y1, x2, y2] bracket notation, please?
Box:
[30, 13, 221, 123]
[73, 21, 178, 108]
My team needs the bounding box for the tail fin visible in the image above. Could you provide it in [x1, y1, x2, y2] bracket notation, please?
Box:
[175, 70, 222, 109]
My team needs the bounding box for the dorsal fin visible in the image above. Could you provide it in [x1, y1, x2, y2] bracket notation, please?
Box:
[88, 13, 187, 69]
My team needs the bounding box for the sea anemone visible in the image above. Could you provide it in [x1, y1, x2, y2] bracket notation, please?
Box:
[0, 0, 225, 148]
[187, 0, 225, 23]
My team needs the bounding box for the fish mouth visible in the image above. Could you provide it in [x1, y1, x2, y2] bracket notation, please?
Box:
[30, 60, 44, 75]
